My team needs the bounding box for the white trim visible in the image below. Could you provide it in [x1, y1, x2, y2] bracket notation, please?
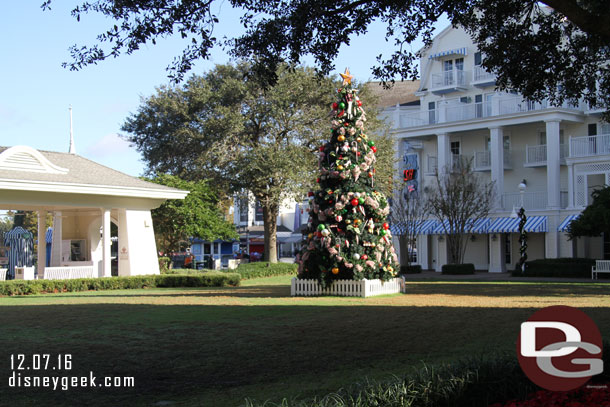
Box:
[0, 146, 69, 174]
[0, 178, 188, 200]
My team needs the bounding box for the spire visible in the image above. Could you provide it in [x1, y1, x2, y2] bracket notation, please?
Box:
[69, 105, 76, 154]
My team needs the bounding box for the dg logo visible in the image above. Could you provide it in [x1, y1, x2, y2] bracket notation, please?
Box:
[517, 305, 604, 391]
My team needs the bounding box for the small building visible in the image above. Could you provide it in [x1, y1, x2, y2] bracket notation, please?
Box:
[0, 145, 188, 279]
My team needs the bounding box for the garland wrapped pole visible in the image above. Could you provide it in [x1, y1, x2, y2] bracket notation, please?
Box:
[517, 207, 528, 273]
[295, 68, 399, 289]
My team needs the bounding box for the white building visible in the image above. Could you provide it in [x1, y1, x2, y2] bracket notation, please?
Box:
[385, 25, 610, 272]
[232, 192, 305, 261]
[0, 145, 187, 279]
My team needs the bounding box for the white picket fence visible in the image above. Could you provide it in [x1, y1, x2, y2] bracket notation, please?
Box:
[291, 277, 404, 297]
[43, 266, 95, 280]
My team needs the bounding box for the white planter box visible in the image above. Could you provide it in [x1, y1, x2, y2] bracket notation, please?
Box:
[291, 277, 405, 298]
[15, 266, 35, 280]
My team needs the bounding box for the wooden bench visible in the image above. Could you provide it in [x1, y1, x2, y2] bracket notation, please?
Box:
[592, 260, 610, 280]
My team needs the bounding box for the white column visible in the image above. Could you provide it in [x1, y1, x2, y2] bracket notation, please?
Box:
[102, 208, 111, 277]
[545, 214, 560, 259]
[490, 127, 504, 210]
[436, 236, 447, 271]
[546, 120, 561, 209]
[488, 234, 506, 273]
[37, 210, 47, 277]
[437, 133, 451, 174]
[567, 163, 574, 208]
[417, 235, 429, 270]
[50, 211, 62, 267]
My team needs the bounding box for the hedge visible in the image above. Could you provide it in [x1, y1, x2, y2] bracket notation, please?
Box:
[246, 345, 610, 407]
[0, 273, 240, 296]
[400, 264, 422, 274]
[442, 263, 475, 275]
[512, 258, 596, 278]
[235, 262, 298, 280]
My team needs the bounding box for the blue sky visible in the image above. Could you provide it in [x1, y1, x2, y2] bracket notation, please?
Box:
[1, 3, 447, 177]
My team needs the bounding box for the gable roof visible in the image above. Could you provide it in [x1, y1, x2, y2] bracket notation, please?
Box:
[365, 80, 421, 108]
[0, 146, 187, 200]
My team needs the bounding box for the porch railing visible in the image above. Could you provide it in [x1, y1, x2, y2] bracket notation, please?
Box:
[570, 133, 610, 157]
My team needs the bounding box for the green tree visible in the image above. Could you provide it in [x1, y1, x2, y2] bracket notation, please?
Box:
[297, 71, 399, 286]
[146, 174, 237, 254]
[568, 185, 610, 239]
[122, 63, 342, 262]
[45, 1, 610, 117]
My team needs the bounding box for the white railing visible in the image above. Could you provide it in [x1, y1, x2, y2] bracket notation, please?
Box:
[399, 109, 436, 128]
[498, 97, 549, 115]
[570, 134, 610, 157]
[525, 144, 569, 165]
[473, 149, 512, 170]
[43, 266, 95, 280]
[502, 191, 548, 210]
[291, 277, 404, 297]
[472, 66, 496, 83]
[0, 268, 7, 281]
[431, 70, 470, 90]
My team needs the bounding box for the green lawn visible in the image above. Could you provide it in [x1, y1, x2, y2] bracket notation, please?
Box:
[0, 275, 609, 406]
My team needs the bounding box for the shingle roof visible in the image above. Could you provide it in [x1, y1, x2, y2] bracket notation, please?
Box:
[0, 146, 181, 193]
[365, 80, 421, 109]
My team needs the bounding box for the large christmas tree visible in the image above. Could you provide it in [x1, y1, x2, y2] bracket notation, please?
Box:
[296, 68, 399, 286]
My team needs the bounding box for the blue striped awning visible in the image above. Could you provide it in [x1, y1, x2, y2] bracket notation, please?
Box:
[390, 219, 438, 235]
[428, 47, 468, 60]
[488, 216, 547, 233]
[431, 218, 491, 234]
[558, 214, 580, 232]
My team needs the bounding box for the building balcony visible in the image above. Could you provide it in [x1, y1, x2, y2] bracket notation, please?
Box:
[424, 154, 468, 175]
[473, 149, 512, 171]
[430, 70, 470, 94]
[569, 133, 610, 158]
[472, 66, 496, 87]
[397, 94, 582, 130]
[524, 144, 568, 167]
[501, 191, 568, 210]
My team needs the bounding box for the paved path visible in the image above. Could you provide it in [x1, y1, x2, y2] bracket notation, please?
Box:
[404, 270, 604, 283]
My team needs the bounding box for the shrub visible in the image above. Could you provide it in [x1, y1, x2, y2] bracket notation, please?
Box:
[400, 264, 422, 274]
[441, 263, 475, 275]
[0, 273, 240, 296]
[515, 258, 596, 278]
[158, 256, 171, 273]
[235, 262, 298, 280]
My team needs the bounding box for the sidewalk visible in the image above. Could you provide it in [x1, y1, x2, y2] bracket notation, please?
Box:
[404, 270, 604, 283]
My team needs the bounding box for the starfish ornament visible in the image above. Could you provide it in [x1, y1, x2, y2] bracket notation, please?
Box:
[340, 68, 353, 85]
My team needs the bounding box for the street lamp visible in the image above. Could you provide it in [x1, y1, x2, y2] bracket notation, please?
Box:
[516, 180, 528, 274]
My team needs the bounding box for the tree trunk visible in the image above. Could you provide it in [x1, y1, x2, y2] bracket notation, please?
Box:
[262, 202, 279, 263]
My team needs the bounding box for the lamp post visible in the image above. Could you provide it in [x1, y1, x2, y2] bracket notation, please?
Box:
[516, 180, 527, 273]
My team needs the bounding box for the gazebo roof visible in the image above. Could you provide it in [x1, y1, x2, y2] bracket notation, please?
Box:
[0, 146, 187, 200]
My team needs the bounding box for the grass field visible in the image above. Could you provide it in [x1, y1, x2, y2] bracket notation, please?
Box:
[0, 275, 609, 406]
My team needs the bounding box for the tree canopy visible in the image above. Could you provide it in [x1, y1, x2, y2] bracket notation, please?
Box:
[568, 185, 610, 239]
[146, 174, 237, 254]
[44, 0, 610, 115]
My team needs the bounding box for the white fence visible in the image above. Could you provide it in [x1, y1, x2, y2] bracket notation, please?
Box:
[570, 134, 610, 157]
[43, 266, 95, 280]
[0, 269, 6, 281]
[291, 277, 404, 297]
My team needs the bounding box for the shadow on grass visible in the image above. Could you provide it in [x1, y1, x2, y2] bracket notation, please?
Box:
[404, 282, 610, 297]
[1, 297, 610, 407]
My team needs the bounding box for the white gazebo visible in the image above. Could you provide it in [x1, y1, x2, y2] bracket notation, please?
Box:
[0, 145, 188, 279]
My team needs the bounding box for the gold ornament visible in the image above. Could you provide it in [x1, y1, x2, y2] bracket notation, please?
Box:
[340, 67, 353, 85]
[331, 267, 340, 275]
[337, 165, 344, 170]
[356, 137, 361, 142]
[337, 135, 345, 142]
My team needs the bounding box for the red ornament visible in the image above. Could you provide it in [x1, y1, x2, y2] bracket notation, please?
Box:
[351, 198, 359, 206]
[383, 222, 389, 230]
[361, 254, 368, 261]
[344, 122, 349, 127]
[308, 191, 314, 197]
[332, 102, 338, 110]
[357, 100, 362, 107]
[337, 110, 345, 117]
[356, 152, 361, 156]
[368, 172, 373, 178]
[371, 146, 377, 153]
[328, 200, 333, 204]
[316, 178, 320, 183]
[319, 146, 324, 152]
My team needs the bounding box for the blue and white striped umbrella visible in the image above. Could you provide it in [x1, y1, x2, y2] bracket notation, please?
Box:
[3, 227, 34, 280]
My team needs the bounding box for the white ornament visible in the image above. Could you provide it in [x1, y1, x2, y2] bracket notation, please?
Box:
[353, 253, 361, 260]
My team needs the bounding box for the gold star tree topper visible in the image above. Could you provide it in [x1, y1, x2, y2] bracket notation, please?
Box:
[340, 67, 353, 85]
